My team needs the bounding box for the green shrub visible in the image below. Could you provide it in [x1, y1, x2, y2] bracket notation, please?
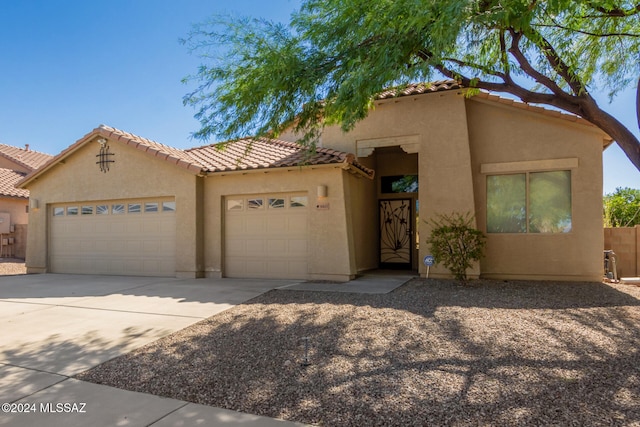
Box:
[426, 212, 486, 282]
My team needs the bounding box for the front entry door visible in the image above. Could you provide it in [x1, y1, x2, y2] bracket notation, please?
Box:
[379, 199, 412, 269]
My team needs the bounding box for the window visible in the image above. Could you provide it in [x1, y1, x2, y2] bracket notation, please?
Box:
[67, 206, 78, 216]
[53, 207, 64, 216]
[145, 202, 158, 213]
[96, 205, 109, 215]
[290, 196, 308, 208]
[227, 199, 243, 211]
[247, 198, 263, 210]
[268, 198, 285, 209]
[128, 203, 141, 213]
[487, 170, 571, 233]
[381, 175, 418, 193]
[112, 204, 125, 214]
[81, 206, 94, 215]
[162, 201, 176, 212]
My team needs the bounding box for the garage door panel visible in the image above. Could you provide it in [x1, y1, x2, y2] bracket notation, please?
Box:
[288, 216, 308, 232]
[266, 239, 287, 255]
[244, 239, 266, 255]
[225, 193, 309, 279]
[226, 217, 244, 233]
[288, 239, 308, 254]
[50, 199, 175, 277]
[245, 217, 267, 233]
[266, 217, 287, 232]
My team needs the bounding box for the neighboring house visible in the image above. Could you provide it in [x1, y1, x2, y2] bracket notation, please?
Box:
[19, 81, 612, 281]
[0, 144, 52, 258]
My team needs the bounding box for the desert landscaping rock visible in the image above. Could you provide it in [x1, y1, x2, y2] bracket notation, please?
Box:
[77, 279, 640, 426]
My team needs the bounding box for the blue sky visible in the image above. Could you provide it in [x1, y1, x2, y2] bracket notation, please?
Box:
[0, 0, 638, 194]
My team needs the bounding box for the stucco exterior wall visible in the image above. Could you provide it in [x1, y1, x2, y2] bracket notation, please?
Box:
[344, 165, 377, 272]
[0, 198, 28, 258]
[0, 196, 28, 225]
[203, 165, 362, 281]
[282, 91, 606, 281]
[300, 92, 479, 278]
[24, 137, 203, 277]
[466, 97, 605, 281]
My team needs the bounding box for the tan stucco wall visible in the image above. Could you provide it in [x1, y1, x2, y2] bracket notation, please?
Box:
[23, 137, 203, 277]
[203, 166, 363, 281]
[344, 166, 377, 272]
[293, 92, 480, 278]
[0, 196, 28, 225]
[0, 197, 28, 258]
[282, 91, 606, 281]
[466, 97, 605, 281]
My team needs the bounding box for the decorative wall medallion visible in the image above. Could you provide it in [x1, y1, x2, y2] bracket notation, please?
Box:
[95, 138, 115, 173]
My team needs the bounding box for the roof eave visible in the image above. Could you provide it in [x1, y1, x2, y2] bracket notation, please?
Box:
[18, 127, 206, 188]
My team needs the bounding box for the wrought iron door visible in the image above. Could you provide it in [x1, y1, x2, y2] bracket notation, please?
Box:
[379, 199, 412, 269]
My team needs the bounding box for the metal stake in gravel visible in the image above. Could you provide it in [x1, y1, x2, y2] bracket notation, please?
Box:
[301, 336, 311, 366]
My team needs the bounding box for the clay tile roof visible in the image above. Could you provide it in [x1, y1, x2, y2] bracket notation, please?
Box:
[375, 80, 463, 99]
[95, 125, 205, 173]
[0, 143, 53, 172]
[186, 137, 374, 178]
[0, 168, 29, 198]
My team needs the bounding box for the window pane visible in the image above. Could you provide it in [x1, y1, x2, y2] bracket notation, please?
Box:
[487, 174, 526, 233]
[162, 201, 176, 212]
[227, 199, 243, 211]
[67, 206, 78, 216]
[145, 202, 158, 213]
[128, 203, 141, 213]
[529, 171, 572, 233]
[290, 196, 308, 208]
[269, 198, 285, 209]
[247, 199, 263, 210]
[112, 204, 125, 214]
[96, 205, 109, 215]
[381, 175, 419, 193]
[53, 207, 64, 216]
[82, 206, 93, 215]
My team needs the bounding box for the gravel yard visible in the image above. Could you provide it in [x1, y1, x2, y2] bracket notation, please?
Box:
[0, 258, 26, 275]
[77, 279, 640, 426]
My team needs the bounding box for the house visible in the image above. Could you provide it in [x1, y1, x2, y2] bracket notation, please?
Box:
[0, 144, 52, 258]
[19, 81, 612, 281]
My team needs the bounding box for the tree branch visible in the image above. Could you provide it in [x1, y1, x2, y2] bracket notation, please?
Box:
[506, 30, 573, 100]
[637, 77, 640, 131]
[588, 3, 640, 17]
[533, 22, 640, 38]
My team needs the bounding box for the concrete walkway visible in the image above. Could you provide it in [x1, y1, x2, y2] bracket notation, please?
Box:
[277, 270, 416, 294]
[0, 274, 305, 426]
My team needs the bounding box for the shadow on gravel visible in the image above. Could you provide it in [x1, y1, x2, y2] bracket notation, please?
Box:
[76, 279, 640, 426]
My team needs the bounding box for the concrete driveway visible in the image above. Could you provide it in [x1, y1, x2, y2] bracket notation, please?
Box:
[0, 274, 304, 426]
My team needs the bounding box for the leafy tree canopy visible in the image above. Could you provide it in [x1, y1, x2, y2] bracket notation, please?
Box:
[183, 0, 640, 169]
[604, 187, 640, 227]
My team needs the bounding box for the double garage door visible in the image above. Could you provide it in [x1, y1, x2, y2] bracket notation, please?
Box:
[50, 199, 176, 276]
[225, 192, 309, 279]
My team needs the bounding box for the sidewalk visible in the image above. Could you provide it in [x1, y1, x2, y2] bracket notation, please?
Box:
[2, 367, 305, 426]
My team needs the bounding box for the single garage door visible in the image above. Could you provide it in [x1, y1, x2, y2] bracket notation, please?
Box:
[225, 193, 309, 279]
[50, 199, 176, 276]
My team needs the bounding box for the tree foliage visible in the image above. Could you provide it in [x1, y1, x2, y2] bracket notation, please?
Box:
[426, 212, 486, 282]
[183, 0, 640, 170]
[604, 187, 640, 227]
